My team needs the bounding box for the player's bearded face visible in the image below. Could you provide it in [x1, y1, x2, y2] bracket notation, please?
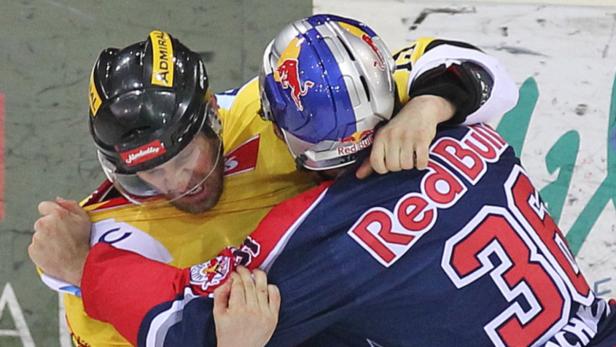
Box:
[137, 132, 224, 213]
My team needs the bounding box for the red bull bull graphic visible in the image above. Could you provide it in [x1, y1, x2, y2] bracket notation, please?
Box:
[189, 249, 235, 294]
[338, 22, 386, 71]
[274, 37, 314, 111]
[341, 129, 374, 143]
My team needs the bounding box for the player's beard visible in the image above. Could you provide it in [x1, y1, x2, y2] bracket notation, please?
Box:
[169, 141, 225, 214]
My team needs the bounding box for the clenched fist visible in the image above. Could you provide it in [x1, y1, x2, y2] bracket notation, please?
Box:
[28, 197, 91, 286]
[356, 94, 456, 179]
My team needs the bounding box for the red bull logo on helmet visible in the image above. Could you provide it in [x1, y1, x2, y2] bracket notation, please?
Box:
[361, 34, 386, 71]
[338, 129, 375, 156]
[341, 129, 374, 143]
[274, 37, 314, 111]
[338, 22, 386, 71]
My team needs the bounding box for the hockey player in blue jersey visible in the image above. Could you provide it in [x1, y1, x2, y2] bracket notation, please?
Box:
[36, 14, 616, 347]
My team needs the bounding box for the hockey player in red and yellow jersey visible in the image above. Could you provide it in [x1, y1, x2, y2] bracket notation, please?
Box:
[29, 14, 518, 347]
[35, 31, 316, 347]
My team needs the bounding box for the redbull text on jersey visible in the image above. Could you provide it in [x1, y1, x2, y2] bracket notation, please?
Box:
[348, 124, 508, 267]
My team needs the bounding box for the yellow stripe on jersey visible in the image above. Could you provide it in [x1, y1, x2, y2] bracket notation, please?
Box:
[408, 37, 435, 64]
[392, 37, 436, 104]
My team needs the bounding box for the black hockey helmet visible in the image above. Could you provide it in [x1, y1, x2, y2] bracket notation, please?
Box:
[88, 31, 222, 201]
[89, 30, 219, 175]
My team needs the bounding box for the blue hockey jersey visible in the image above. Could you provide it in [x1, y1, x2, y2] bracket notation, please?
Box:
[81, 124, 616, 347]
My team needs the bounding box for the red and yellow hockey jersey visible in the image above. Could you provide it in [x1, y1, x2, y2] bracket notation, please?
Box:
[64, 78, 315, 347]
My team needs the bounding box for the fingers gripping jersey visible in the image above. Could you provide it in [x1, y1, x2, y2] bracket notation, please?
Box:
[81, 182, 333, 346]
[81, 125, 616, 347]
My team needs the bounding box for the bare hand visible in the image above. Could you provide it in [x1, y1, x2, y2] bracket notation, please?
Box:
[28, 197, 91, 286]
[356, 95, 456, 179]
[213, 266, 281, 347]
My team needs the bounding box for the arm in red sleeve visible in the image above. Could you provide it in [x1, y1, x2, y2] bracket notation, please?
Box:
[81, 243, 197, 345]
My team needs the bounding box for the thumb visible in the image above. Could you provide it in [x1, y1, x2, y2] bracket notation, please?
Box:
[55, 197, 87, 216]
[355, 158, 374, 180]
[213, 281, 232, 317]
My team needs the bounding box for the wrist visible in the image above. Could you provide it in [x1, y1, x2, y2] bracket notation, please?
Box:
[65, 251, 87, 287]
[415, 94, 456, 124]
[64, 271, 83, 287]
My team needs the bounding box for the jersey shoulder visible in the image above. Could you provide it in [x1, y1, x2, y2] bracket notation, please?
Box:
[392, 37, 481, 104]
[392, 37, 436, 104]
[216, 78, 265, 150]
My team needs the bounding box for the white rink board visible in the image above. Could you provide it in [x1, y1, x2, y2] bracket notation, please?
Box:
[315, 0, 616, 296]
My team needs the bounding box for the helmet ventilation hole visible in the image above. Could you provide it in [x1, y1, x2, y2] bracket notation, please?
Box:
[359, 75, 371, 102]
[338, 37, 356, 61]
